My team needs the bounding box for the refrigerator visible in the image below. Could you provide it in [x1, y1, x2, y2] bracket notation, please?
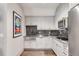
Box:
[68, 4, 79, 56]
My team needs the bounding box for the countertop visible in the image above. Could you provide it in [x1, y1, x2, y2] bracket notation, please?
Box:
[25, 35, 68, 45]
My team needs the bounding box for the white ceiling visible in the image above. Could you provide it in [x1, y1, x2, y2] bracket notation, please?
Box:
[19, 3, 59, 16]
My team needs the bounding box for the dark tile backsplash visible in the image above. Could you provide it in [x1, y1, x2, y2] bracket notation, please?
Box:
[26, 25, 63, 36]
[37, 30, 50, 36]
[26, 27, 60, 36]
[36, 30, 59, 36]
[50, 30, 60, 36]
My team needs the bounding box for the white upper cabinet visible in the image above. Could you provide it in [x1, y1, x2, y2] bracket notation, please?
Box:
[25, 16, 55, 30]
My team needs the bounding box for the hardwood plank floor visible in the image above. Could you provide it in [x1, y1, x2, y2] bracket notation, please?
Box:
[21, 49, 56, 56]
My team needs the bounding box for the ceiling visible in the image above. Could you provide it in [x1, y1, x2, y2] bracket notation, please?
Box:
[19, 3, 59, 16]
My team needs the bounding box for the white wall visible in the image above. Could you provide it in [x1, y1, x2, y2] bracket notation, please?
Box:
[25, 16, 55, 30]
[0, 4, 4, 56]
[0, 4, 7, 56]
[54, 3, 69, 29]
[5, 4, 25, 56]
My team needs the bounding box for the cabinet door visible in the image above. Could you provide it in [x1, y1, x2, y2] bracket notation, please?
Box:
[36, 37, 45, 48]
[36, 37, 52, 49]
[52, 39, 64, 56]
[24, 41, 32, 48]
[46, 37, 52, 48]
[56, 43, 63, 56]
[52, 39, 58, 55]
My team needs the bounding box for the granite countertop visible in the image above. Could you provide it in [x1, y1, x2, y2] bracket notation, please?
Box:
[53, 36, 68, 45]
[25, 35, 68, 44]
[26, 34, 57, 37]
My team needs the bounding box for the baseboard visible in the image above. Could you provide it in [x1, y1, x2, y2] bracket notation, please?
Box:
[17, 49, 24, 56]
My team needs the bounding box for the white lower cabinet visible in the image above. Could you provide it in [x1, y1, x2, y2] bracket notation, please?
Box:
[36, 37, 45, 48]
[25, 36, 68, 56]
[52, 39, 68, 56]
[36, 37, 52, 49]
[25, 37, 53, 49]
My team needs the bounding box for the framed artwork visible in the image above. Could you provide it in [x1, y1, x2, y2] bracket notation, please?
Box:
[13, 11, 22, 38]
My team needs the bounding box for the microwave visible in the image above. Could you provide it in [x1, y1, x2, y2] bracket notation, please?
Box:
[58, 19, 65, 29]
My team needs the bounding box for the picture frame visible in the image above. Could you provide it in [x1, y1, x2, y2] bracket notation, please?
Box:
[13, 11, 22, 38]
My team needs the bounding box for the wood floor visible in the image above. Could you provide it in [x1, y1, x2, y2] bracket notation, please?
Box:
[21, 49, 56, 56]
